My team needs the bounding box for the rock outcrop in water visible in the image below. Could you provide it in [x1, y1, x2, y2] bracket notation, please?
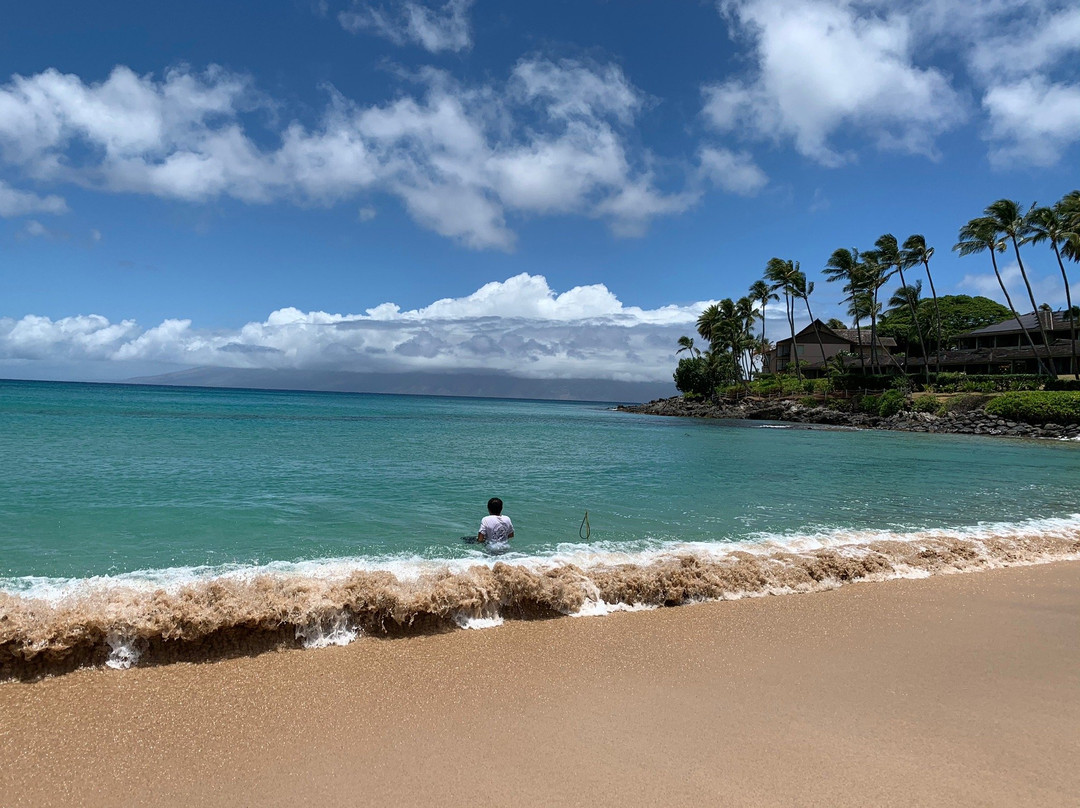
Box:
[617, 397, 1080, 440]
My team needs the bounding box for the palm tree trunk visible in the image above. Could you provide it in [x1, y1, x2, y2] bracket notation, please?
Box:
[760, 302, 768, 374]
[922, 258, 944, 377]
[896, 264, 929, 384]
[1010, 237, 1055, 373]
[990, 249, 1048, 375]
[803, 302, 828, 381]
[870, 286, 880, 374]
[785, 292, 800, 380]
[854, 314, 866, 373]
[1050, 241, 1078, 379]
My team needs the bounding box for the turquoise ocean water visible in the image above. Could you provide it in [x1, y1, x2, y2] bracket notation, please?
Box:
[2, 379, 1079, 672]
[2, 378, 1079, 583]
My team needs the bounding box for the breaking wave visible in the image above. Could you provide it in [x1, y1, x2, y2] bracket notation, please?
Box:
[3, 516, 1079, 679]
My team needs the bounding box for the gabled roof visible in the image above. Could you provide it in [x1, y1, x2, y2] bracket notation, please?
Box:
[774, 320, 896, 348]
[958, 310, 1074, 337]
[831, 328, 897, 348]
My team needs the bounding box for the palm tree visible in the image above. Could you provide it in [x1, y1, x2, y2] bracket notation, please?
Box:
[983, 199, 1054, 366]
[676, 335, 701, 359]
[1058, 190, 1080, 261]
[1025, 202, 1078, 378]
[748, 279, 778, 373]
[877, 234, 927, 381]
[825, 318, 847, 330]
[696, 304, 722, 347]
[902, 234, 943, 375]
[824, 247, 867, 373]
[734, 296, 758, 378]
[847, 290, 874, 371]
[790, 269, 830, 379]
[954, 217, 1049, 375]
[765, 258, 802, 380]
[860, 249, 893, 373]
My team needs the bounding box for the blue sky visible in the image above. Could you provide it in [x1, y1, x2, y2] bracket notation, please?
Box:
[1, 0, 1078, 384]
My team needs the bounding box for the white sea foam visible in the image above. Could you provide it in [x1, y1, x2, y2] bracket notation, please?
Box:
[570, 600, 658, 617]
[453, 613, 505, 630]
[4, 514, 1080, 604]
[4, 513, 1079, 677]
[295, 614, 359, 649]
[105, 632, 143, 669]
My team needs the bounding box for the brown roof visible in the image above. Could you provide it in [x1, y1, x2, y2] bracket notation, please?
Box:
[775, 321, 896, 348]
[831, 328, 897, 348]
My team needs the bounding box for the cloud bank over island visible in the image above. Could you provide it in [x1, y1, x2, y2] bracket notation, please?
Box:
[0, 274, 715, 394]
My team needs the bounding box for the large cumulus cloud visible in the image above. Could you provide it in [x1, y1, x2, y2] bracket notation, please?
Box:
[0, 274, 713, 383]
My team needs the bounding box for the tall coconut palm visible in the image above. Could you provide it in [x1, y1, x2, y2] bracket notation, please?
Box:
[859, 249, 893, 373]
[983, 199, 1054, 366]
[954, 217, 1049, 376]
[824, 247, 867, 372]
[1059, 190, 1080, 261]
[676, 335, 701, 359]
[748, 279, 779, 373]
[765, 258, 804, 380]
[876, 233, 926, 381]
[847, 290, 874, 371]
[791, 269, 830, 378]
[696, 303, 723, 347]
[735, 296, 757, 378]
[888, 279, 922, 312]
[902, 234, 943, 375]
[1025, 202, 1079, 378]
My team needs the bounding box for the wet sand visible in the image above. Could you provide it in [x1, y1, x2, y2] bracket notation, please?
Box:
[2, 561, 1078, 807]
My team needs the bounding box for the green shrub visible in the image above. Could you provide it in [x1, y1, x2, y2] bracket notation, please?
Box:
[674, 355, 737, 398]
[943, 393, 992, 413]
[798, 396, 818, 408]
[911, 396, 944, 415]
[984, 392, 1080, 425]
[856, 394, 880, 414]
[877, 389, 907, 417]
[1046, 378, 1080, 392]
[925, 373, 1043, 393]
[832, 373, 897, 392]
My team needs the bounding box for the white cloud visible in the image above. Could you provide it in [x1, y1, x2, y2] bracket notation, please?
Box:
[706, 0, 965, 166]
[697, 147, 767, 196]
[511, 59, 642, 125]
[965, 4, 1080, 81]
[983, 78, 1080, 168]
[958, 262, 1076, 308]
[339, 0, 473, 53]
[0, 275, 713, 382]
[0, 180, 67, 217]
[0, 61, 691, 248]
[22, 219, 49, 238]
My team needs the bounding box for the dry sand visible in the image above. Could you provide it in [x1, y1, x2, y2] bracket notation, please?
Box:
[2, 561, 1078, 807]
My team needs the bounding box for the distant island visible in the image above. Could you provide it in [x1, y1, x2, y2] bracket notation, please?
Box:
[127, 366, 676, 404]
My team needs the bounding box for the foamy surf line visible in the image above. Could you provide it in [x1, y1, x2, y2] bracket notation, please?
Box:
[2, 516, 1079, 678]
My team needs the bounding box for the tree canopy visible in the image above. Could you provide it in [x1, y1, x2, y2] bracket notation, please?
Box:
[877, 295, 1012, 352]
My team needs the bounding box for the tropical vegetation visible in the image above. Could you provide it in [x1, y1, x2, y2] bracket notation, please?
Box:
[674, 189, 1080, 402]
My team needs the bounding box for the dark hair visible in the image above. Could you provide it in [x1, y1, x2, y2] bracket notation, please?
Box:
[487, 497, 503, 515]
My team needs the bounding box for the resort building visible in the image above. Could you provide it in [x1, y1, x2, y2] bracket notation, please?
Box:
[911, 309, 1078, 376]
[765, 320, 897, 376]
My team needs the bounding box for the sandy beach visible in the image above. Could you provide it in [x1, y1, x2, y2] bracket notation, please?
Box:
[2, 561, 1078, 807]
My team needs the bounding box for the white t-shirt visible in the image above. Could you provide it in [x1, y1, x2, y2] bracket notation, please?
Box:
[479, 514, 514, 548]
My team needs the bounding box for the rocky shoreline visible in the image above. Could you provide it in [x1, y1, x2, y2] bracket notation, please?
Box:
[617, 397, 1080, 441]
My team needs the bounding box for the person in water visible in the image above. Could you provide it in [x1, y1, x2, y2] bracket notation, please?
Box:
[477, 497, 514, 550]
